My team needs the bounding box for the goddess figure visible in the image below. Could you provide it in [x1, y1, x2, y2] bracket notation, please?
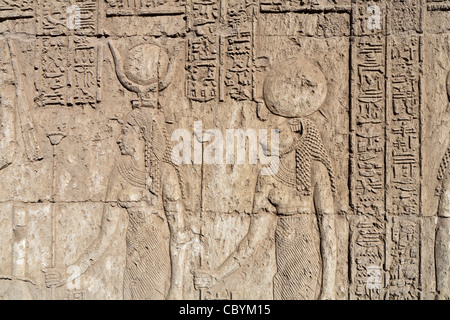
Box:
[44, 107, 187, 300]
[44, 40, 187, 299]
[194, 58, 337, 300]
[435, 153, 450, 300]
[434, 72, 450, 300]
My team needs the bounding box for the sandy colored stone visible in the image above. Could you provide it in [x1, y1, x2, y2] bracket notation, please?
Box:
[0, 0, 449, 300]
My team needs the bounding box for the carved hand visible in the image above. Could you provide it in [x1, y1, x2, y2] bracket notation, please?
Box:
[42, 267, 67, 288]
[173, 228, 193, 246]
[193, 270, 219, 290]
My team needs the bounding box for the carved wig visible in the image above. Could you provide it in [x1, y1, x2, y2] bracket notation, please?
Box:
[438, 146, 450, 182]
[118, 108, 185, 198]
[276, 118, 336, 196]
[436, 146, 450, 196]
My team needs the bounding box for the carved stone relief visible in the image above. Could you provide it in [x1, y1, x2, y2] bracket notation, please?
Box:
[0, 0, 449, 300]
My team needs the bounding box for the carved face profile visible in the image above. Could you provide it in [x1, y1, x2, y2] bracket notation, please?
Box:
[117, 122, 143, 157]
[277, 120, 296, 150]
[117, 108, 167, 160]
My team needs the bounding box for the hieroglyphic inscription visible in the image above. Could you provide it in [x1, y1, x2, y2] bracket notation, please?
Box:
[38, 0, 69, 36]
[349, 0, 387, 300]
[186, 0, 256, 102]
[427, 0, 450, 11]
[38, 0, 101, 35]
[387, 36, 421, 217]
[35, 0, 101, 107]
[221, 0, 255, 101]
[388, 0, 422, 33]
[261, 0, 351, 38]
[105, 0, 185, 16]
[385, 0, 423, 300]
[36, 36, 100, 107]
[350, 219, 385, 300]
[0, 0, 34, 19]
[74, 0, 101, 35]
[350, 0, 424, 300]
[72, 36, 100, 105]
[260, 0, 351, 12]
[36, 37, 69, 106]
[386, 217, 421, 299]
[186, 0, 220, 102]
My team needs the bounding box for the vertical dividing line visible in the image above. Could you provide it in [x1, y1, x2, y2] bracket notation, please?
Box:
[384, 0, 390, 299]
[36, 0, 42, 35]
[97, 0, 103, 34]
[348, 0, 356, 299]
[34, 35, 40, 107]
[385, 1, 390, 220]
[252, 0, 256, 101]
[418, 0, 425, 297]
[220, 0, 225, 22]
[10, 204, 14, 280]
[348, 224, 353, 300]
[218, 0, 225, 102]
[219, 35, 224, 102]
[185, 0, 191, 100]
[97, 43, 103, 104]
[157, 44, 161, 108]
[36, 0, 42, 108]
[67, 0, 73, 107]
[199, 109, 205, 300]
[418, 216, 423, 298]
[34, 0, 38, 36]
[67, 36, 72, 106]
[51, 144, 56, 300]
[96, 0, 104, 108]
[186, 39, 189, 100]
[349, 16, 355, 213]
[186, 0, 191, 32]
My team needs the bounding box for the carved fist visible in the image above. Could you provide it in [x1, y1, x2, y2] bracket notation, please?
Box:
[42, 267, 67, 288]
[174, 229, 193, 246]
[193, 270, 217, 290]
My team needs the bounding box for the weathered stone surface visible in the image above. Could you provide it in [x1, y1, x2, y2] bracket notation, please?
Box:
[0, 0, 449, 300]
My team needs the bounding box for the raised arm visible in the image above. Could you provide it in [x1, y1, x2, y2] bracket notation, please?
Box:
[436, 170, 450, 300]
[312, 161, 337, 300]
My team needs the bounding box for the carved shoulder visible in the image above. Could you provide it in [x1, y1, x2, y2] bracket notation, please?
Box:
[311, 160, 332, 190]
[311, 161, 334, 214]
[161, 162, 182, 202]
